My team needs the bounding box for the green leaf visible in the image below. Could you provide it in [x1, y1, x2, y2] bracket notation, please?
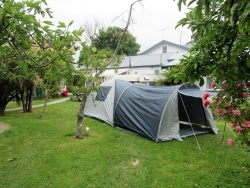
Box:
[68, 20, 74, 27]
[188, 76, 196, 85]
[199, 77, 204, 86]
[175, 18, 188, 28]
[247, 59, 250, 68]
[58, 22, 66, 28]
[43, 20, 53, 25]
[45, 8, 53, 18]
[188, 0, 196, 7]
[194, 63, 198, 70]
[195, 5, 202, 20]
[92, 47, 97, 53]
[177, 0, 183, 11]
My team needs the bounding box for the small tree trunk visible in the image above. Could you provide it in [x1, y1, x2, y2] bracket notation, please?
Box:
[76, 87, 88, 139]
[20, 90, 27, 113]
[27, 85, 33, 112]
[40, 88, 49, 118]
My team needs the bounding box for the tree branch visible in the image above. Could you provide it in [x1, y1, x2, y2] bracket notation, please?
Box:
[90, 0, 143, 82]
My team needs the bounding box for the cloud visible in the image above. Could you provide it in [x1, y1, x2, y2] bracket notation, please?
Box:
[46, 0, 192, 52]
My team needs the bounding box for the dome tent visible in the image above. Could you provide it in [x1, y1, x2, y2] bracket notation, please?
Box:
[84, 79, 218, 142]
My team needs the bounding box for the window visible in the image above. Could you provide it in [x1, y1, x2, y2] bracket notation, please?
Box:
[154, 70, 160, 75]
[95, 86, 111, 101]
[162, 45, 167, 53]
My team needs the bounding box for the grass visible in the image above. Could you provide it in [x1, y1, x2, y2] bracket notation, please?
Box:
[0, 101, 249, 188]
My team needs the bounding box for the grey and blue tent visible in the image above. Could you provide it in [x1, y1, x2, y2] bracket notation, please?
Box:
[84, 79, 218, 142]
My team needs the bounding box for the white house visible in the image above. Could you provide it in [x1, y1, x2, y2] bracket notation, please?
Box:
[101, 40, 190, 86]
[140, 40, 190, 55]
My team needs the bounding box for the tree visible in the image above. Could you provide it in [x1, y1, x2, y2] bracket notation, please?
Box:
[91, 26, 140, 55]
[75, 0, 143, 139]
[83, 19, 105, 45]
[175, 0, 250, 147]
[0, 0, 83, 116]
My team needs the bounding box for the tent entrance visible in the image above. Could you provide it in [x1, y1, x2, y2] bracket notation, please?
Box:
[179, 122, 212, 138]
[178, 93, 212, 138]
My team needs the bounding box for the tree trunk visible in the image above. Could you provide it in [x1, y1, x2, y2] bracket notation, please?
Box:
[20, 90, 27, 113]
[76, 87, 88, 139]
[27, 84, 33, 112]
[0, 102, 7, 116]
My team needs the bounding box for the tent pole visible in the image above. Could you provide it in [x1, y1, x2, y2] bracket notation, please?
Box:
[178, 92, 202, 151]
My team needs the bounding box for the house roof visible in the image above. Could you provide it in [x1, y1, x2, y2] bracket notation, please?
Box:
[162, 52, 186, 67]
[140, 40, 190, 55]
[107, 52, 185, 69]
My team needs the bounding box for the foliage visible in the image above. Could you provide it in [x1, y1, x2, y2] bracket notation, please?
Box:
[0, 0, 83, 116]
[209, 83, 250, 146]
[76, 42, 113, 94]
[175, 0, 250, 147]
[155, 65, 184, 86]
[91, 26, 140, 55]
[0, 102, 249, 187]
[70, 86, 85, 96]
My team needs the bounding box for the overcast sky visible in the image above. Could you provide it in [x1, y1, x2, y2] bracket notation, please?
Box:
[46, 0, 192, 53]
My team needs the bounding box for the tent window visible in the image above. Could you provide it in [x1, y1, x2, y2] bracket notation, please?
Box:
[95, 86, 111, 101]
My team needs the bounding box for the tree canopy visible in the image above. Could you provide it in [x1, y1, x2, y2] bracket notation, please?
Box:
[91, 26, 140, 55]
[0, 0, 83, 116]
[175, 0, 250, 86]
[175, 0, 250, 147]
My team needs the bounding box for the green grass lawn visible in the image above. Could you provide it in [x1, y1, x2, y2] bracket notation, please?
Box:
[0, 101, 249, 188]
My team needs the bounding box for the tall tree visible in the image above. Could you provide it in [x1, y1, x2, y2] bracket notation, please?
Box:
[75, 0, 143, 139]
[175, 0, 250, 146]
[0, 0, 83, 116]
[91, 26, 140, 55]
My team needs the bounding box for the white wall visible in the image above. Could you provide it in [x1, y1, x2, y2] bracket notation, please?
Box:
[145, 44, 188, 55]
[128, 66, 160, 76]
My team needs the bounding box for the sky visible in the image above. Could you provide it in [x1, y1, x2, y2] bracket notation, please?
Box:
[45, 0, 192, 53]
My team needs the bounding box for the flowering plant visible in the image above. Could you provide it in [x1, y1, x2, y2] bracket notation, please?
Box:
[206, 82, 250, 147]
[61, 89, 68, 97]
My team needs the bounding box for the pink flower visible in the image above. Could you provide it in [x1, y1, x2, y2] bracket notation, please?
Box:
[203, 93, 210, 100]
[211, 82, 216, 89]
[244, 121, 250, 128]
[236, 84, 242, 88]
[232, 110, 241, 115]
[226, 103, 231, 107]
[235, 126, 243, 133]
[231, 124, 236, 129]
[213, 99, 218, 103]
[222, 83, 228, 89]
[227, 138, 234, 146]
[246, 82, 250, 88]
[242, 92, 248, 98]
[203, 100, 210, 108]
[216, 109, 223, 114]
